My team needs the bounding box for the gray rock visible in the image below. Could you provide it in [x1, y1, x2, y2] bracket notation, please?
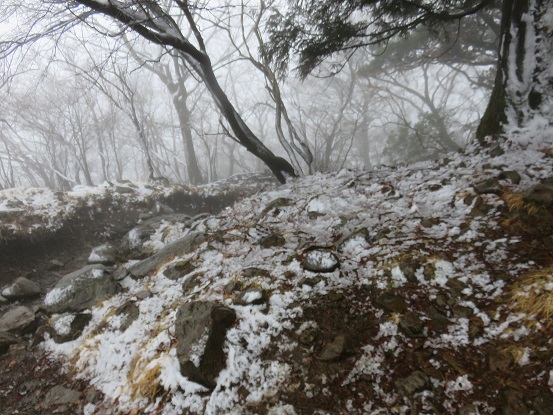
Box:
[298, 327, 318, 346]
[49, 259, 64, 269]
[0, 331, 21, 354]
[474, 178, 502, 195]
[175, 301, 236, 389]
[420, 217, 441, 228]
[128, 232, 207, 279]
[88, 243, 119, 265]
[395, 371, 430, 396]
[0, 294, 7, 303]
[44, 265, 120, 314]
[318, 335, 349, 361]
[1, 277, 41, 300]
[302, 249, 339, 273]
[234, 289, 267, 306]
[0, 305, 37, 334]
[112, 267, 129, 281]
[43, 385, 82, 406]
[376, 292, 406, 313]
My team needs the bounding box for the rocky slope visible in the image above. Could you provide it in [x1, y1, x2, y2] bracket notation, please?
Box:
[2, 135, 553, 415]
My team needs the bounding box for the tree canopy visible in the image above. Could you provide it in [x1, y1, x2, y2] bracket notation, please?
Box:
[265, 0, 496, 77]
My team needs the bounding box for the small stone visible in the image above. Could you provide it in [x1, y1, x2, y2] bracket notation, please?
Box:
[182, 276, 201, 293]
[475, 178, 502, 195]
[234, 289, 267, 306]
[113, 301, 139, 331]
[376, 292, 406, 313]
[318, 335, 348, 361]
[451, 304, 473, 319]
[489, 143, 505, 157]
[259, 233, 285, 249]
[51, 313, 92, 343]
[446, 279, 468, 297]
[135, 289, 151, 300]
[420, 217, 441, 228]
[164, 260, 196, 281]
[85, 389, 101, 404]
[1, 277, 41, 300]
[395, 371, 429, 396]
[302, 249, 339, 273]
[43, 385, 82, 406]
[112, 267, 129, 281]
[499, 170, 522, 185]
[428, 306, 449, 332]
[458, 404, 479, 415]
[49, 259, 64, 269]
[399, 311, 425, 336]
[299, 276, 324, 287]
[298, 327, 318, 345]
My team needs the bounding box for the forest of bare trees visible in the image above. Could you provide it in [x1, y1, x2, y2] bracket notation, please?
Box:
[0, 0, 531, 190]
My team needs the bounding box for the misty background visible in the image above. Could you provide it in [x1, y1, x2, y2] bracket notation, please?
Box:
[0, 1, 499, 190]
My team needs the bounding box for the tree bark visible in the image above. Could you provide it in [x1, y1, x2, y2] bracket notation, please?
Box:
[477, 0, 553, 142]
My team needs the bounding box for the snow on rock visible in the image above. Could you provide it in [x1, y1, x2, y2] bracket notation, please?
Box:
[36, 131, 553, 414]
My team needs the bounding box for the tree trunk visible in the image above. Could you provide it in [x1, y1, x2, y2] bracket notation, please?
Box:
[477, 0, 553, 142]
[196, 57, 296, 183]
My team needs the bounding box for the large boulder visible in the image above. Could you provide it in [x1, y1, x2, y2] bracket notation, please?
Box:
[127, 232, 207, 279]
[175, 301, 236, 389]
[44, 265, 120, 314]
[2, 277, 41, 301]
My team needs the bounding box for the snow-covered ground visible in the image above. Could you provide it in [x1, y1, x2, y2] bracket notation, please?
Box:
[6, 126, 553, 414]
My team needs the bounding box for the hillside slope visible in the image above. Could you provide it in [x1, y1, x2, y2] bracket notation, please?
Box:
[3, 130, 553, 414]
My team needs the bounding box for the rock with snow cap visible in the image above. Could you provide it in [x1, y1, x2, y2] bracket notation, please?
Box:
[1, 277, 41, 300]
[88, 243, 119, 265]
[234, 289, 267, 306]
[302, 249, 339, 273]
[175, 301, 236, 389]
[43, 265, 120, 314]
[40, 312, 92, 343]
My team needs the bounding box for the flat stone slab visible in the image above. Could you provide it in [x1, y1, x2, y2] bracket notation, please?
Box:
[128, 232, 207, 279]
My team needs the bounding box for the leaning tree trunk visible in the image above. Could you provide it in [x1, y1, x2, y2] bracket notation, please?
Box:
[74, 0, 297, 184]
[477, 0, 553, 142]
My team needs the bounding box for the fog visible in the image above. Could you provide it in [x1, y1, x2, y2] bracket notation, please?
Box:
[0, 1, 499, 190]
